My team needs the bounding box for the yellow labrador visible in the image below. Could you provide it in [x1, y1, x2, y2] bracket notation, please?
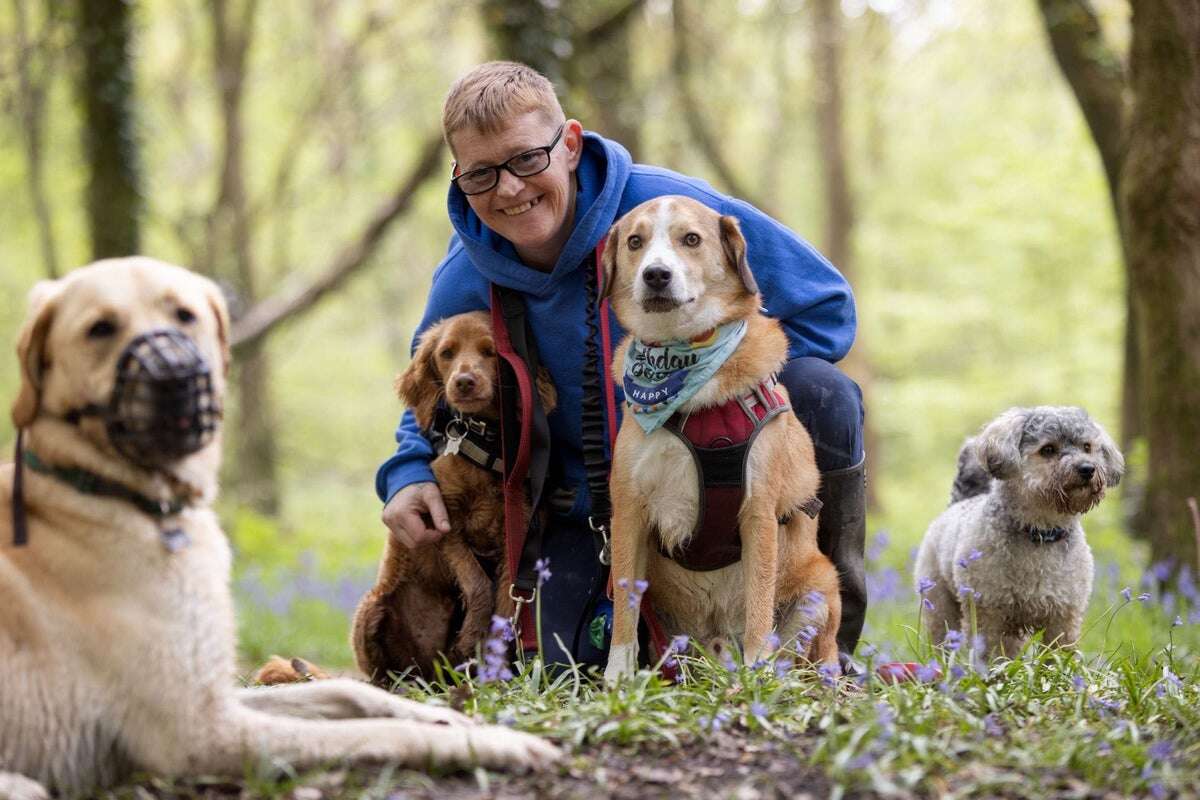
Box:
[0, 258, 557, 800]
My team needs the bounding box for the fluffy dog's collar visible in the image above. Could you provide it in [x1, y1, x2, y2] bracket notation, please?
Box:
[1021, 524, 1070, 544]
[18, 447, 192, 552]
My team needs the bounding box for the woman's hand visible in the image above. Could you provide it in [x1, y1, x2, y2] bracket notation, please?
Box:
[382, 481, 450, 548]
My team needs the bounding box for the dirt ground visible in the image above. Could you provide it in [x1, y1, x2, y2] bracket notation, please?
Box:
[119, 732, 841, 800]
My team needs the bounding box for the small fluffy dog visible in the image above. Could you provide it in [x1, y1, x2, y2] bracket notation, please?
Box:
[352, 311, 555, 683]
[914, 406, 1124, 657]
[0, 261, 556, 800]
[601, 196, 841, 682]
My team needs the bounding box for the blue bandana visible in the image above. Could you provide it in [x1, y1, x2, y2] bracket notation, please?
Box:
[622, 320, 748, 433]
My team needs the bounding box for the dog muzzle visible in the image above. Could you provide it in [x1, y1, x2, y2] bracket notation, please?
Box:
[68, 328, 222, 469]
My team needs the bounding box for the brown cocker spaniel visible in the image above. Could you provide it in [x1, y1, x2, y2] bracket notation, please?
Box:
[351, 311, 555, 684]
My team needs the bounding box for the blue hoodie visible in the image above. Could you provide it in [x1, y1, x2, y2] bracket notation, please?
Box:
[375, 132, 856, 520]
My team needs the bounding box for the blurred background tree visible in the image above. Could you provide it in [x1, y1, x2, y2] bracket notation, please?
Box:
[1, 0, 1195, 664]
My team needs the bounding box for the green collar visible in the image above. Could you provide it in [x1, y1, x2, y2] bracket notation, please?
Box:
[22, 449, 187, 518]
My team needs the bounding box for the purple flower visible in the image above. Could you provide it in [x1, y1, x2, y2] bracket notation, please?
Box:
[617, 577, 649, 610]
[1137, 591, 1151, 603]
[1121, 586, 1133, 602]
[774, 656, 794, 678]
[922, 597, 935, 611]
[700, 710, 731, 732]
[918, 576, 936, 595]
[670, 634, 690, 653]
[983, 713, 1004, 737]
[957, 549, 984, 569]
[1147, 740, 1174, 762]
[958, 584, 981, 600]
[1173, 615, 1183, 627]
[1149, 783, 1167, 800]
[817, 662, 840, 687]
[916, 661, 941, 682]
[867, 531, 890, 562]
[766, 632, 781, 651]
[749, 701, 769, 720]
[534, 557, 552, 586]
[948, 664, 967, 682]
[943, 629, 965, 651]
[1072, 674, 1086, 692]
[798, 624, 819, 646]
[478, 615, 515, 683]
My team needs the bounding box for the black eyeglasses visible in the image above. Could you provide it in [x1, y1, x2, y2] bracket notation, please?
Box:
[451, 125, 565, 196]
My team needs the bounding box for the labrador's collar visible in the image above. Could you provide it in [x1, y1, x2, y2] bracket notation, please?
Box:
[14, 440, 192, 552]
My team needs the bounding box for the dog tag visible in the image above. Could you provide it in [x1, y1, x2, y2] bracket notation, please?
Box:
[443, 432, 464, 457]
[160, 527, 191, 553]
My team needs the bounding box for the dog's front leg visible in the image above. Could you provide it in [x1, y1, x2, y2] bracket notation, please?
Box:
[440, 535, 495, 664]
[181, 703, 559, 775]
[740, 503, 779, 664]
[235, 679, 472, 726]
[604, 496, 649, 684]
[0, 771, 49, 800]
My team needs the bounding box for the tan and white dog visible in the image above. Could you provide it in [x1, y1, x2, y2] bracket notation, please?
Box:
[0, 258, 557, 800]
[600, 196, 841, 682]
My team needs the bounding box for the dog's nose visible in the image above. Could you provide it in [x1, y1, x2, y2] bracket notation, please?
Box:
[453, 374, 477, 394]
[643, 265, 672, 291]
[1077, 462, 1096, 480]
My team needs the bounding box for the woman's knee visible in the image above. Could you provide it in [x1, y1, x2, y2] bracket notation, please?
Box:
[779, 357, 864, 471]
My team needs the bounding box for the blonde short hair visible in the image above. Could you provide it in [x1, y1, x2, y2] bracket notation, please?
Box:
[442, 61, 565, 152]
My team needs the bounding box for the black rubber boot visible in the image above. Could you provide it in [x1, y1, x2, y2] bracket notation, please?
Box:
[816, 457, 868, 658]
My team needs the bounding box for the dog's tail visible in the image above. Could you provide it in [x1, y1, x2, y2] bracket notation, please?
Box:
[950, 436, 991, 504]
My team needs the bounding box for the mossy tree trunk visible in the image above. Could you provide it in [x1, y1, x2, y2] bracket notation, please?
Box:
[76, 0, 141, 259]
[1120, 0, 1200, 573]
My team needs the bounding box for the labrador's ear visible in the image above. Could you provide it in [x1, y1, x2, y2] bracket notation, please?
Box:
[12, 280, 63, 428]
[598, 222, 621, 300]
[202, 278, 232, 376]
[719, 214, 757, 296]
[395, 322, 446, 430]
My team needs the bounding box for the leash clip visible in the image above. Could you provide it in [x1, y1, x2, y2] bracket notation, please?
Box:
[443, 415, 468, 456]
[589, 516, 612, 566]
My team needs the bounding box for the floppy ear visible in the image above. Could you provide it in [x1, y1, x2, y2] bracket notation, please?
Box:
[598, 222, 621, 300]
[12, 280, 62, 429]
[975, 408, 1027, 481]
[395, 324, 444, 429]
[1095, 424, 1125, 488]
[719, 214, 758, 296]
[203, 278, 232, 376]
[535, 366, 558, 415]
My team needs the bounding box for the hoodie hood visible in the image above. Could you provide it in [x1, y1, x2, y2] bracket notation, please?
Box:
[446, 131, 633, 297]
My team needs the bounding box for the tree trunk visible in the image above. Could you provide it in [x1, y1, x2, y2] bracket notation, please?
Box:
[209, 0, 280, 516]
[12, 0, 61, 278]
[1121, 0, 1200, 573]
[812, 0, 879, 507]
[481, 0, 570, 84]
[1034, 0, 1143, 451]
[567, 0, 643, 159]
[76, 0, 141, 259]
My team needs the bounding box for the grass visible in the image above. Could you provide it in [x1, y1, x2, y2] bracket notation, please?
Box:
[215, 508, 1200, 799]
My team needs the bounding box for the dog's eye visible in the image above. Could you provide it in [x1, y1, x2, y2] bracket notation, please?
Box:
[438, 347, 455, 360]
[627, 235, 642, 251]
[1082, 442, 1092, 453]
[87, 319, 117, 339]
[1039, 444, 1058, 457]
[683, 232, 702, 247]
[175, 306, 196, 324]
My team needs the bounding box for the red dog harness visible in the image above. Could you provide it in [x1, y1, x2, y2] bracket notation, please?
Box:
[656, 377, 821, 571]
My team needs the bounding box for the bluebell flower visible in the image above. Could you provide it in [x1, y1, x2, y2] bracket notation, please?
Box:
[1147, 740, 1174, 761]
[1137, 592, 1151, 603]
[1120, 586, 1132, 602]
[957, 549, 984, 569]
[700, 710, 731, 732]
[534, 557, 552, 586]
[817, 662, 840, 687]
[1172, 615, 1183, 627]
[922, 597, 935, 611]
[1072, 674, 1086, 692]
[670, 634, 690, 653]
[918, 576, 936, 595]
[943, 629, 965, 651]
[766, 631, 781, 651]
[916, 661, 940, 682]
[983, 713, 1004, 737]
[774, 656, 794, 678]
[750, 702, 769, 720]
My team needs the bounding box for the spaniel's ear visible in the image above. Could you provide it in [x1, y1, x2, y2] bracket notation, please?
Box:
[202, 277, 232, 376]
[719, 214, 757, 296]
[598, 222, 621, 300]
[976, 408, 1028, 481]
[395, 323, 445, 430]
[534, 366, 557, 415]
[12, 280, 63, 429]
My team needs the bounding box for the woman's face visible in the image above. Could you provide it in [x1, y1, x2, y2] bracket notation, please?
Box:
[451, 112, 583, 271]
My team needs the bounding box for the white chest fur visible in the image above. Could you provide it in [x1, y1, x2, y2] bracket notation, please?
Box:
[628, 427, 700, 552]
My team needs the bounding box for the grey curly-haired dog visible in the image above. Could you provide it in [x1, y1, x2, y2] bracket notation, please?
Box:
[914, 406, 1123, 657]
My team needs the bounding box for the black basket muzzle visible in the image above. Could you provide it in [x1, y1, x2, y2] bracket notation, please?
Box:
[72, 328, 222, 470]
